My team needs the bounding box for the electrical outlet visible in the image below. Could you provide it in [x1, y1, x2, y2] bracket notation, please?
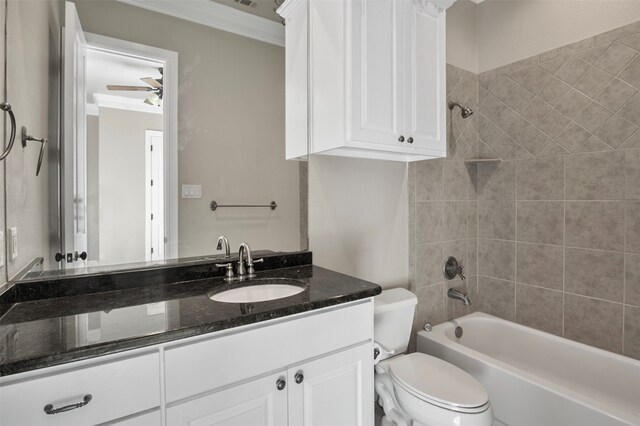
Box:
[0, 231, 4, 268]
[8, 227, 17, 262]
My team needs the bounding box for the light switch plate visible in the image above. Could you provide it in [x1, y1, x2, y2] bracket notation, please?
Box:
[182, 184, 202, 199]
[8, 227, 17, 262]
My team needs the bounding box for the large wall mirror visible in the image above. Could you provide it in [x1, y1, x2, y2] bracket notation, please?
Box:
[3, 0, 307, 281]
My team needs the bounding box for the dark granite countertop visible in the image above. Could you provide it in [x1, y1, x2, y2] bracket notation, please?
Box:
[0, 256, 381, 377]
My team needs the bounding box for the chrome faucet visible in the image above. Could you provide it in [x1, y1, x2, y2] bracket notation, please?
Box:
[216, 235, 230, 258]
[237, 242, 263, 279]
[447, 288, 471, 306]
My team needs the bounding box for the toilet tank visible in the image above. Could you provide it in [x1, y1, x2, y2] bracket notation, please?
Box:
[374, 288, 417, 359]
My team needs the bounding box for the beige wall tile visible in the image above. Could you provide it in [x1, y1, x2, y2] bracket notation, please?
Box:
[618, 55, 640, 90]
[478, 198, 516, 240]
[478, 276, 516, 320]
[623, 305, 640, 360]
[574, 135, 613, 153]
[594, 78, 638, 112]
[565, 201, 625, 251]
[565, 150, 625, 200]
[416, 201, 443, 244]
[555, 57, 591, 85]
[416, 243, 443, 288]
[516, 242, 564, 290]
[415, 159, 443, 201]
[479, 238, 515, 281]
[517, 156, 564, 200]
[565, 248, 624, 302]
[574, 102, 614, 133]
[625, 149, 640, 200]
[625, 253, 640, 307]
[595, 114, 639, 148]
[555, 122, 592, 153]
[443, 201, 468, 241]
[573, 65, 613, 98]
[627, 201, 640, 253]
[442, 160, 468, 200]
[477, 160, 516, 200]
[619, 92, 640, 127]
[516, 284, 563, 336]
[593, 42, 638, 75]
[564, 293, 623, 353]
[517, 201, 564, 245]
[556, 88, 591, 121]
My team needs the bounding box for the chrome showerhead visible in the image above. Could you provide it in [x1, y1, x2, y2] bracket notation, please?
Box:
[448, 101, 474, 119]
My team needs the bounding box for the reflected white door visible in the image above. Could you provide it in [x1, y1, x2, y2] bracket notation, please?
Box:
[63, 1, 88, 268]
[145, 130, 164, 261]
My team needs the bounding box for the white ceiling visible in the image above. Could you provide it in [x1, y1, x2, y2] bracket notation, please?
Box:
[85, 48, 164, 112]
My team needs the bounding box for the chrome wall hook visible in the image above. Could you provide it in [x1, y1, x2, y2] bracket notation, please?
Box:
[21, 126, 48, 176]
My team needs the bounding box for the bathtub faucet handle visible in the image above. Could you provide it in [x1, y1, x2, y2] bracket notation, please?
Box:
[457, 264, 466, 280]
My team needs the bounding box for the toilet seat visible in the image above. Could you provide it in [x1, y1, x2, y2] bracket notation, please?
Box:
[389, 353, 489, 414]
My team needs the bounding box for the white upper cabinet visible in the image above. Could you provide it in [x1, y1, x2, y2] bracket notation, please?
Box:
[279, 0, 456, 162]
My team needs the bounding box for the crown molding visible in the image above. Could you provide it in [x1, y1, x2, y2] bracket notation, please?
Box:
[93, 93, 164, 115]
[116, 0, 285, 47]
[276, 0, 301, 19]
[413, 0, 457, 17]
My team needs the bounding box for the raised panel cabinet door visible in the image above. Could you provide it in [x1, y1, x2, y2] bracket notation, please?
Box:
[288, 343, 374, 426]
[166, 371, 288, 426]
[403, 0, 447, 157]
[283, 0, 308, 160]
[349, 0, 404, 146]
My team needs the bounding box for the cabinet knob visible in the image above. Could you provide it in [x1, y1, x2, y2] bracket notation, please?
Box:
[398, 136, 405, 142]
[407, 137, 414, 144]
[295, 371, 304, 384]
[276, 377, 286, 391]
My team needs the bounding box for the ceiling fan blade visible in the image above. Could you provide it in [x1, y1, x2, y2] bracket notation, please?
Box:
[107, 85, 153, 91]
[141, 77, 162, 89]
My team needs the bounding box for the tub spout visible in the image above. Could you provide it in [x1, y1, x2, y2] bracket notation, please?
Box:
[448, 288, 471, 305]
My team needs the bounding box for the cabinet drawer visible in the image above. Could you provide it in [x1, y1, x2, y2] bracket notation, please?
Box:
[165, 300, 373, 403]
[0, 352, 160, 426]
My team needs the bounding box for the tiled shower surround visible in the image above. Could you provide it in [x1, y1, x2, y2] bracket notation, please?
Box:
[409, 21, 640, 359]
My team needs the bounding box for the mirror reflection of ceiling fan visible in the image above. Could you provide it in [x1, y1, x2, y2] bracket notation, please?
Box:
[106, 67, 163, 107]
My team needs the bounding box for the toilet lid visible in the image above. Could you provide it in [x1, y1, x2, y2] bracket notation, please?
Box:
[389, 353, 488, 410]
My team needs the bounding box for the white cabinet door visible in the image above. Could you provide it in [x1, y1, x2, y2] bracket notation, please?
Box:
[288, 343, 374, 426]
[166, 371, 288, 426]
[403, 0, 447, 156]
[283, 0, 308, 160]
[349, 0, 404, 147]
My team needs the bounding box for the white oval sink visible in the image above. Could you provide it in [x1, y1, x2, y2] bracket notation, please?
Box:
[210, 280, 306, 303]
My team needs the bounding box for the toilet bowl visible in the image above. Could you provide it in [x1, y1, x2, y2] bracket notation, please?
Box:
[374, 288, 493, 426]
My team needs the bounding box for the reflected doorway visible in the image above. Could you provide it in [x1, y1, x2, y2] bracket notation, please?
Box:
[61, 2, 178, 270]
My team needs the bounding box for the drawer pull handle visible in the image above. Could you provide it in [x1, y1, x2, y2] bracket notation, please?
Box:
[44, 394, 92, 415]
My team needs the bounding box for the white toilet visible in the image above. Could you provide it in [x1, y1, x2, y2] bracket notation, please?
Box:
[374, 288, 493, 426]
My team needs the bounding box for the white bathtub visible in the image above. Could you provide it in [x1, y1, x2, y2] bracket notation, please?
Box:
[416, 312, 640, 426]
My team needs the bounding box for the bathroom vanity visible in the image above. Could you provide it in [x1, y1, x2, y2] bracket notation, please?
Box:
[0, 253, 380, 425]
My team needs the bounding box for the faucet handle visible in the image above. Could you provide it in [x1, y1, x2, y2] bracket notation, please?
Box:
[215, 262, 235, 281]
[457, 264, 466, 280]
[245, 258, 263, 278]
[248, 258, 263, 267]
